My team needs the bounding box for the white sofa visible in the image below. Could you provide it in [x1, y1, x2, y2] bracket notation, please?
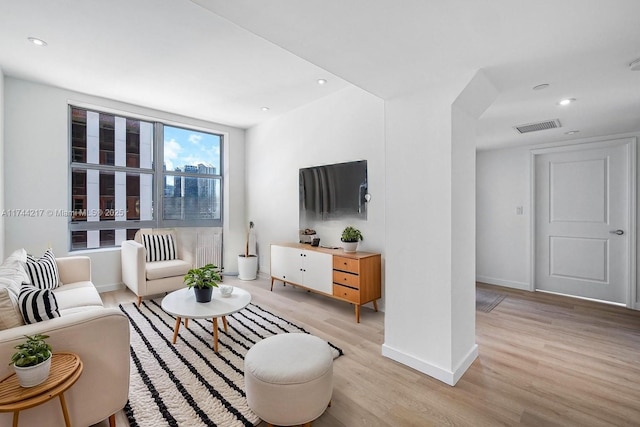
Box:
[121, 228, 193, 305]
[0, 252, 130, 427]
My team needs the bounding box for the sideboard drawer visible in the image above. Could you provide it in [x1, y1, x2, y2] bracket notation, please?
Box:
[333, 284, 359, 303]
[333, 256, 359, 274]
[333, 271, 360, 289]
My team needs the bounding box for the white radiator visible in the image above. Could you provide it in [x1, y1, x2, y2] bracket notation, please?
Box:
[196, 228, 223, 269]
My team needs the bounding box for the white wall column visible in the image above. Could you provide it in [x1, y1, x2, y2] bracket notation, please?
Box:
[382, 71, 497, 385]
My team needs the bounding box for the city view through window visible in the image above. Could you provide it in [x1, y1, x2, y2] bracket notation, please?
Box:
[163, 126, 221, 222]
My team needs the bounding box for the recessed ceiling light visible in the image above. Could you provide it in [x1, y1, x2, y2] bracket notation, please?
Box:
[558, 98, 576, 106]
[533, 84, 549, 90]
[317, 79, 327, 85]
[565, 130, 580, 135]
[261, 107, 270, 111]
[27, 37, 47, 47]
[629, 58, 640, 71]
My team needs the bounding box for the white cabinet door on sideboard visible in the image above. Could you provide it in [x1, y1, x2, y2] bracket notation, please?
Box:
[270, 245, 332, 294]
[300, 250, 333, 294]
[270, 245, 303, 284]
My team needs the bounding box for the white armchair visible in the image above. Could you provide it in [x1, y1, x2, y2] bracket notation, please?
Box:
[121, 229, 193, 306]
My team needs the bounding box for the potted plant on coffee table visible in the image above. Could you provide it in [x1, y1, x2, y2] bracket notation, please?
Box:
[10, 334, 52, 387]
[184, 264, 222, 303]
[341, 226, 363, 253]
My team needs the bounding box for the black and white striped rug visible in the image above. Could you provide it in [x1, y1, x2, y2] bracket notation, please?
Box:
[119, 299, 343, 427]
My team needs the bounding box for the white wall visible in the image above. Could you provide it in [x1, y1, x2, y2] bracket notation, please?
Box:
[476, 132, 640, 307]
[244, 85, 385, 292]
[0, 68, 4, 262]
[476, 147, 531, 289]
[3, 77, 246, 290]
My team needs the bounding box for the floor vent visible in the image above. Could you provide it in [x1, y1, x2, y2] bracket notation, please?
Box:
[514, 119, 561, 134]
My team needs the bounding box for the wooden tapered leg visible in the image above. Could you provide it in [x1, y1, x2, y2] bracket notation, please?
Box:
[270, 277, 275, 291]
[302, 422, 312, 427]
[355, 304, 360, 323]
[185, 318, 189, 328]
[137, 296, 142, 306]
[373, 300, 379, 312]
[59, 393, 71, 427]
[109, 414, 116, 427]
[172, 317, 181, 344]
[213, 317, 219, 352]
[12, 411, 18, 427]
[222, 316, 228, 332]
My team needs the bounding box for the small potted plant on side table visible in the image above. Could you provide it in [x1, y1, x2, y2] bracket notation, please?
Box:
[184, 264, 222, 303]
[10, 334, 52, 387]
[341, 226, 363, 253]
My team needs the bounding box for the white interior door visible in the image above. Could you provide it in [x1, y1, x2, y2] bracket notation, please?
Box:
[535, 140, 632, 304]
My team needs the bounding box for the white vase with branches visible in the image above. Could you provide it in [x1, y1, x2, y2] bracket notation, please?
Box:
[238, 221, 258, 280]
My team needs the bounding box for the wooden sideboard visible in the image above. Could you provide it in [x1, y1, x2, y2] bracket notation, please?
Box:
[270, 243, 381, 323]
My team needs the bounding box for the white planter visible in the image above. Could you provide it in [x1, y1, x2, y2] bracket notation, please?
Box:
[342, 241, 358, 253]
[14, 354, 51, 387]
[238, 255, 258, 280]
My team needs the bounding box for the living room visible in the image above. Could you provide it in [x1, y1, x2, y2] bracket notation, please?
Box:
[1, 1, 640, 426]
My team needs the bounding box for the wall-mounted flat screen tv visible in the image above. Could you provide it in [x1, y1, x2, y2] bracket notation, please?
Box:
[299, 160, 368, 221]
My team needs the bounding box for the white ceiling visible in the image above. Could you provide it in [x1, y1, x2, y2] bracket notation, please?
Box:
[2, 0, 640, 150]
[0, 0, 351, 128]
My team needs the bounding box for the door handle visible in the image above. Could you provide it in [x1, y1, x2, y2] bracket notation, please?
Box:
[610, 229, 624, 235]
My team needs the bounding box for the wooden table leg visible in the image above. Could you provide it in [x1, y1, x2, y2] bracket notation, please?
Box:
[355, 305, 360, 323]
[222, 316, 228, 332]
[12, 411, 18, 427]
[212, 317, 219, 352]
[172, 316, 182, 344]
[59, 392, 71, 427]
[185, 318, 189, 328]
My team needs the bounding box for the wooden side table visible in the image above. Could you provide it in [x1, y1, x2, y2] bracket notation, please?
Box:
[0, 352, 83, 427]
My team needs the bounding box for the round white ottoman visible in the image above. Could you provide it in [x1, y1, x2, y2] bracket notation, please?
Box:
[244, 333, 333, 426]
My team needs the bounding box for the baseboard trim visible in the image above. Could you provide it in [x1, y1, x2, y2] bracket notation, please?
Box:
[476, 275, 530, 291]
[381, 343, 478, 386]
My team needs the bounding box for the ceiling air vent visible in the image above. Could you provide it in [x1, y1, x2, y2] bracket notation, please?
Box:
[514, 119, 561, 134]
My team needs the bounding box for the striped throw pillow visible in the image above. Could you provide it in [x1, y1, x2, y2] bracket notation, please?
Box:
[18, 285, 60, 324]
[142, 234, 177, 262]
[26, 249, 60, 289]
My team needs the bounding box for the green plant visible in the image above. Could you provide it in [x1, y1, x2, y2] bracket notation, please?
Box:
[341, 226, 363, 242]
[184, 264, 222, 289]
[10, 334, 52, 367]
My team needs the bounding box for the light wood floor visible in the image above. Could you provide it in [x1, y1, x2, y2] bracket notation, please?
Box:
[94, 277, 640, 427]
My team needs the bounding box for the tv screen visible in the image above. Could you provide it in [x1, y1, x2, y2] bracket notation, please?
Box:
[299, 160, 367, 221]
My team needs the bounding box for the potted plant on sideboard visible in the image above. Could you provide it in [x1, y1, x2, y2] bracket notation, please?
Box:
[184, 264, 222, 303]
[238, 221, 258, 280]
[10, 334, 52, 387]
[341, 226, 363, 253]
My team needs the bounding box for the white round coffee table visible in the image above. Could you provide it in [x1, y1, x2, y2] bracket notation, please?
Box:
[161, 287, 251, 352]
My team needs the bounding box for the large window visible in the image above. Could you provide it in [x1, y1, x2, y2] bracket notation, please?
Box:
[69, 107, 223, 250]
